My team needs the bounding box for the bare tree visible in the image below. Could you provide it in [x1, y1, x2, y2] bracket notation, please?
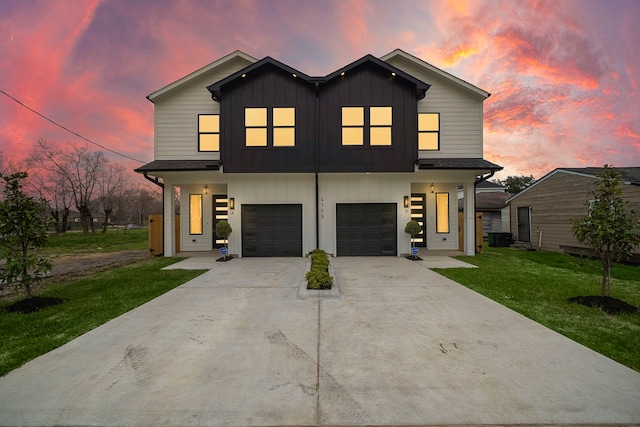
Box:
[30, 139, 106, 234]
[28, 169, 73, 233]
[97, 163, 125, 233]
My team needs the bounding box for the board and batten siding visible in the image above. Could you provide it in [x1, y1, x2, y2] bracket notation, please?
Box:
[384, 58, 484, 159]
[509, 171, 640, 254]
[153, 61, 249, 161]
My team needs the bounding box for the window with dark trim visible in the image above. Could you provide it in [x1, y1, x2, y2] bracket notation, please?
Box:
[418, 113, 439, 150]
[436, 192, 449, 233]
[273, 107, 295, 147]
[189, 194, 203, 235]
[342, 106, 392, 146]
[198, 114, 220, 151]
[245, 107, 295, 147]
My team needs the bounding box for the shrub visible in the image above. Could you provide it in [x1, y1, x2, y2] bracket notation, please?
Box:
[306, 249, 333, 289]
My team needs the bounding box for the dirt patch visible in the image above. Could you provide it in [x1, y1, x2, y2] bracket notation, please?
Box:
[4, 296, 65, 314]
[568, 295, 639, 315]
[0, 250, 150, 300]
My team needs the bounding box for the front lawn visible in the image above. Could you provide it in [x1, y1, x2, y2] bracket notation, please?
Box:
[434, 247, 640, 372]
[0, 258, 206, 377]
[44, 228, 148, 256]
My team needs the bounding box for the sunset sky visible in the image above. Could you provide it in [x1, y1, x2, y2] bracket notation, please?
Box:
[1, 0, 638, 180]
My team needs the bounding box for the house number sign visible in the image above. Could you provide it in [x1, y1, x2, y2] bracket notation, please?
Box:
[320, 197, 325, 220]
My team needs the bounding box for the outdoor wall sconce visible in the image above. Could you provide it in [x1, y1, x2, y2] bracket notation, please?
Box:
[403, 196, 409, 208]
[229, 198, 235, 210]
[430, 183, 435, 193]
[203, 184, 208, 194]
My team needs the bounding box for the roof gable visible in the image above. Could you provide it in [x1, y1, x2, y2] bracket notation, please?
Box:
[207, 56, 311, 101]
[507, 167, 640, 203]
[208, 53, 430, 101]
[381, 49, 490, 101]
[147, 50, 257, 103]
[324, 54, 430, 100]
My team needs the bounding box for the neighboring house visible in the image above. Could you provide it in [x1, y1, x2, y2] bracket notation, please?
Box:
[506, 167, 640, 260]
[458, 181, 509, 237]
[135, 49, 502, 257]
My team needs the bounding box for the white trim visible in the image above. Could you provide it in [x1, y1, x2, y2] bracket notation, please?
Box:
[147, 51, 257, 102]
[381, 49, 490, 100]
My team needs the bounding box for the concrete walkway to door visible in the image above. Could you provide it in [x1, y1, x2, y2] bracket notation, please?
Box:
[0, 256, 639, 426]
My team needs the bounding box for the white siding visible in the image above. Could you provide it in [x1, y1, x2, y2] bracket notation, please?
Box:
[228, 174, 316, 257]
[385, 58, 484, 158]
[180, 184, 214, 252]
[318, 173, 413, 256]
[411, 182, 459, 250]
[153, 61, 249, 161]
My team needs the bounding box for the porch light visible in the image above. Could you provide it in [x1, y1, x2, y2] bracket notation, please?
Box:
[203, 184, 208, 194]
[229, 197, 235, 210]
[430, 183, 435, 193]
[403, 196, 409, 208]
[391, 72, 396, 77]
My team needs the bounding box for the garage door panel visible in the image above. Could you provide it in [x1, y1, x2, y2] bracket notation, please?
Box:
[336, 203, 397, 256]
[242, 204, 302, 257]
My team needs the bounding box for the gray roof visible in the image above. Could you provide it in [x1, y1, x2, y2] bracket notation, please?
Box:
[458, 192, 509, 211]
[416, 158, 503, 171]
[135, 160, 222, 173]
[506, 166, 640, 203]
[559, 167, 640, 185]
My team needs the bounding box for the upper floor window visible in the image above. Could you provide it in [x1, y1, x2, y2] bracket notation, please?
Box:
[273, 107, 295, 147]
[342, 106, 392, 146]
[418, 113, 439, 150]
[199, 114, 219, 151]
[245, 108, 267, 146]
[245, 107, 295, 147]
[370, 107, 392, 146]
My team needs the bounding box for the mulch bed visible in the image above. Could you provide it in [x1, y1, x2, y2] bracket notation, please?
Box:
[567, 296, 639, 315]
[4, 296, 65, 314]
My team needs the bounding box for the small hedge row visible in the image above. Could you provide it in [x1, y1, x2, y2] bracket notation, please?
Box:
[306, 249, 333, 289]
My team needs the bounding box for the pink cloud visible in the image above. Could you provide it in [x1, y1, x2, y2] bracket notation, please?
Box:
[1, 0, 638, 183]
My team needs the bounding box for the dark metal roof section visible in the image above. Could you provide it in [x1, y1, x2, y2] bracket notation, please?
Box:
[323, 54, 430, 100]
[208, 54, 430, 101]
[207, 57, 311, 101]
[416, 158, 503, 171]
[134, 160, 222, 173]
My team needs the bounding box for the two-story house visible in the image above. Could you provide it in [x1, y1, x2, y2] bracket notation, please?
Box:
[135, 49, 502, 257]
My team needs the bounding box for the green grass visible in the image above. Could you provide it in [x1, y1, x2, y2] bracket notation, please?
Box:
[44, 228, 148, 256]
[434, 247, 640, 372]
[0, 257, 206, 377]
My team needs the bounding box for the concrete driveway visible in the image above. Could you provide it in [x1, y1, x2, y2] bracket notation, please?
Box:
[1, 256, 639, 426]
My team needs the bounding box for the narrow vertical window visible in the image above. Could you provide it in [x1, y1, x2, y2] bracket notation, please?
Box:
[342, 107, 364, 145]
[245, 108, 267, 146]
[418, 113, 439, 150]
[436, 192, 449, 233]
[199, 114, 219, 151]
[273, 107, 295, 146]
[370, 106, 392, 146]
[189, 194, 203, 235]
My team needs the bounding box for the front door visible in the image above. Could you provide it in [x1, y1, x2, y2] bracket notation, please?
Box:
[410, 193, 426, 247]
[517, 206, 531, 242]
[212, 195, 229, 249]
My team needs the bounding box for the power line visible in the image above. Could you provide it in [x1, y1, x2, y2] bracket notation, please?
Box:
[0, 88, 146, 164]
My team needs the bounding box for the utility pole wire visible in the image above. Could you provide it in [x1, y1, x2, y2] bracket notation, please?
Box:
[0, 88, 146, 164]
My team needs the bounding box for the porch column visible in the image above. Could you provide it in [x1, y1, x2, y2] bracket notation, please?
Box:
[463, 183, 475, 256]
[163, 184, 176, 257]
